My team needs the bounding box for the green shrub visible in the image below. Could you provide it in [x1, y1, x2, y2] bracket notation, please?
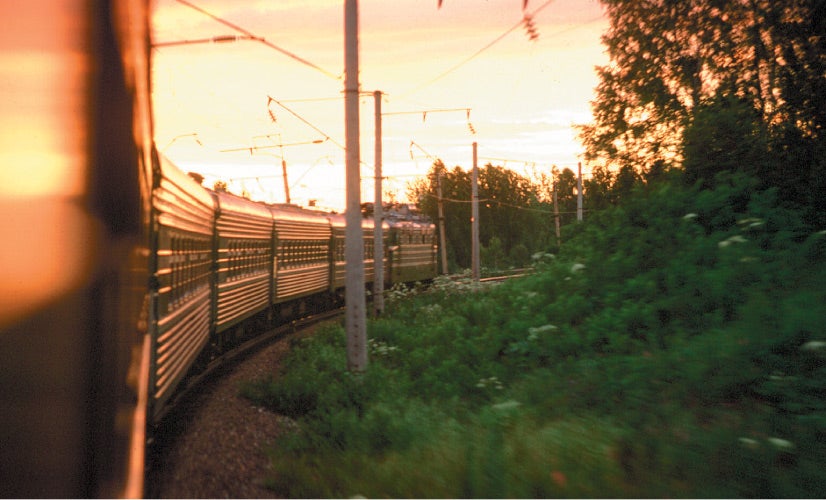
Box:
[244, 174, 826, 497]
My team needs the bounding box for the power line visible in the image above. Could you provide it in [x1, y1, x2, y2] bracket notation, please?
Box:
[266, 96, 376, 178]
[400, 0, 556, 98]
[174, 0, 341, 80]
[421, 192, 588, 215]
[267, 96, 342, 149]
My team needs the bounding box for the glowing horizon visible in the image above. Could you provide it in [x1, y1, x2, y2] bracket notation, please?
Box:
[152, 0, 608, 210]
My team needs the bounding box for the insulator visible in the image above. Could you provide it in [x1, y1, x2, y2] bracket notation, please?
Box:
[523, 14, 539, 41]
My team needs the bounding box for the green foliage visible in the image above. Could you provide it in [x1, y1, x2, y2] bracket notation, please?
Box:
[683, 94, 770, 187]
[409, 161, 556, 270]
[244, 175, 826, 497]
[580, 0, 826, 214]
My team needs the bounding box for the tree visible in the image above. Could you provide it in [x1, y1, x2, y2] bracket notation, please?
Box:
[583, 166, 614, 209]
[553, 168, 578, 226]
[683, 94, 770, 187]
[409, 161, 554, 270]
[579, 0, 825, 215]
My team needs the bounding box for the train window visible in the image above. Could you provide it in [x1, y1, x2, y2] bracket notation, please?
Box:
[275, 239, 329, 269]
[166, 232, 211, 312]
[336, 237, 345, 262]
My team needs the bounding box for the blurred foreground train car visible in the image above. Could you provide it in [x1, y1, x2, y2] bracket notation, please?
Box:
[1, 0, 155, 497]
[0, 0, 437, 497]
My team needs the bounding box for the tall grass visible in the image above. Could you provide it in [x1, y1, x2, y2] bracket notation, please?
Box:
[242, 173, 826, 498]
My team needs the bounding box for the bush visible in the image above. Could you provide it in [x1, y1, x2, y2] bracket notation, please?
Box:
[244, 174, 826, 497]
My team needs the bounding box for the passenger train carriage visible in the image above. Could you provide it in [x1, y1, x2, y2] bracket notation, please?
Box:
[386, 219, 440, 284]
[0, 1, 438, 497]
[148, 154, 439, 423]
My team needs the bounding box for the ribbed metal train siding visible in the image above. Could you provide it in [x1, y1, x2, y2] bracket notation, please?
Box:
[214, 200, 273, 333]
[273, 217, 331, 302]
[390, 225, 438, 283]
[331, 226, 377, 289]
[216, 276, 269, 328]
[152, 162, 215, 418]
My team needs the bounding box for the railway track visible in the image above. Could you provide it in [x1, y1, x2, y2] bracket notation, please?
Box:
[145, 308, 342, 498]
[145, 272, 532, 497]
[443, 268, 533, 284]
[479, 268, 532, 283]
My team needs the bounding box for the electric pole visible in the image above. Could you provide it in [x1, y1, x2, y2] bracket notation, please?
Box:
[280, 159, 291, 204]
[552, 167, 561, 246]
[471, 141, 480, 284]
[373, 90, 384, 316]
[577, 162, 583, 222]
[436, 172, 448, 274]
[344, 0, 367, 372]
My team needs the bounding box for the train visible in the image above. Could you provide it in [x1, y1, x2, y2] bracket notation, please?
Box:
[150, 153, 438, 422]
[0, 0, 437, 497]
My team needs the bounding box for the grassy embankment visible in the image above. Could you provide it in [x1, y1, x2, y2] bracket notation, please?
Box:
[242, 173, 826, 498]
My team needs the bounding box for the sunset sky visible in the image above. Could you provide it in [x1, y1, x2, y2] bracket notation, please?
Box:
[151, 0, 608, 210]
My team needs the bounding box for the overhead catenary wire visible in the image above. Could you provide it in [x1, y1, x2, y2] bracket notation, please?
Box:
[174, 0, 341, 80]
[400, 0, 556, 98]
[421, 192, 588, 215]
[266, 96, 376, 178]
[267, 96, 342, 149]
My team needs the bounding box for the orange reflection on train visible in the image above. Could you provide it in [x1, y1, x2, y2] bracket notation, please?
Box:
[0, 0, 151, 497]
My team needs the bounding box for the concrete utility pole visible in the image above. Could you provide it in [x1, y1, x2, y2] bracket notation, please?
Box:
[552, 167, 561, 246]
[373, 90, 384, 316]
[344, 0, 367, 372]
[577, 161, 583, 222]
[279, 151, 291, 204]
[436, 172, 449, 274]
[471, 141, 480, 283]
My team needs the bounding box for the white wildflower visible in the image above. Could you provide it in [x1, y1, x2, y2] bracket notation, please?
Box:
[683, 213, 698, 220]
[570, 262, 586, 273]
[719, 235, 748, 248]
[492, 400, 521, 412]
[801, 340, 826, 358]
[527, 324, 558, 341]
[737, 217, 764, 228]
[801, 340, 826, 352]
[768, 437, 795, 451]
[477, 376, 504, 390]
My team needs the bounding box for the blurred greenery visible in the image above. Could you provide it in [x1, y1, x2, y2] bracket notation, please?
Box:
[243, 172, 826, 498]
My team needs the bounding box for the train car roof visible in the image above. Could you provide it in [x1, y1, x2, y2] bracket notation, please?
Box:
[328, 213, 388, 230]
[386, 218, 436, 230]
[156, 153, 216, 209]
[214, 190, 272, 220]
[268, 203, 332, 225]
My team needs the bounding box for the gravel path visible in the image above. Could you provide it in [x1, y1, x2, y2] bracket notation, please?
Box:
[147, 330, 311, 499]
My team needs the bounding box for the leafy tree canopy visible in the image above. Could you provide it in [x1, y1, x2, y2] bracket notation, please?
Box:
[579, 0, 825, 218]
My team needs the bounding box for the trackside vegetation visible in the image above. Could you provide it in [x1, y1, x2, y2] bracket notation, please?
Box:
[241, 172, 826, 498]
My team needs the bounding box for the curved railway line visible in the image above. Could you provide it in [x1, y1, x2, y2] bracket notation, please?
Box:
[145, 311, 341, 499]
[145, 271, 528, 498]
